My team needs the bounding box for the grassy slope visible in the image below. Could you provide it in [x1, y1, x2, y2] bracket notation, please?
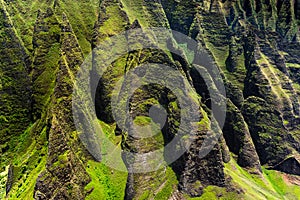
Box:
[0, 0, 98, 199]
[1, 125, 48, 199]
[85, 160, 127, 200]
[6, 0, 98, 55]
[83, 119, 127, 199]
[186, 156, 300, 200]
[224, 157, 300, 200]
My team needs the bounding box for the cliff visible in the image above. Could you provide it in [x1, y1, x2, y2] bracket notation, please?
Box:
[0, 0, 300, 199]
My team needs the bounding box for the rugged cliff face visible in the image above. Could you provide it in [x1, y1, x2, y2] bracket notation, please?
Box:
[0, 0, 300, 199]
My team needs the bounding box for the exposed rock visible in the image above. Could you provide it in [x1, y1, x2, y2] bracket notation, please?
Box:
[5, 165, 13, 196]
[241, 96, 293, 165]
[272, 156, 300, 176]
[34, 13, 90, 199]
[31, 8, 61, 120]
[223, 99, 261, 172]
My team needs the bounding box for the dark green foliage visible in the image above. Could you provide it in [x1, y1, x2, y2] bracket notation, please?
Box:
[223, 99, 261, 172]
[161, 0, 197, 35]
[0, 5, 31, 148]
[241, 96, 292, 165]
[31, 8, 61, 120]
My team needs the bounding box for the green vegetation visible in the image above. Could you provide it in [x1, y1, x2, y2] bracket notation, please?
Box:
[1, 0, 300, 199]
[224, 156, 300, 200]
[0, 166, 8, 199]
[205, 42, 229, 69]
[121, 0, 148, 27]
[5, 0, 98, 55]
[186, 186, 240, 200]
[205, 41, 246, 90]
[178, 43, 195, 63]
[130, 166, 178, 200]
[121, 0, 168, 27]
[1, 125, 47, 199]
[85, 160, 128, 200]
[98, 3, 129, 38]
[0, 0, 32, 159]
[134, 116, 152, 126]
[257, 52, 292, 102]
[153, 167, 178, 200]
[85, 121, 127, 200]
[85, 120, 127, 200]
[287, 63, 300, 68]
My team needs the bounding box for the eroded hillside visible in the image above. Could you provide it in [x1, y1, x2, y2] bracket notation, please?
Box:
[0, 0, 300, 199]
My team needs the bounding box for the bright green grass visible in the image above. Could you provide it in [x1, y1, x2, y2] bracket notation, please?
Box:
[263, 169, 300, 198]
[224, 157, 300, 200]
[85, 160, 128, 200]
[205, 42, 229, 68]
[56, 0, 98, 55]
[85, 117, 179, 200]
[85, 120, 127, 200]
[3, 125, 48, 200]
[8, 154, 46, 200]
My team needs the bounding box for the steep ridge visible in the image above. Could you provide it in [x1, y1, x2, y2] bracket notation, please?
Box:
[0, 0, 299, 199]
[160, 0, 300, 165]
[0, 0, 31, 153]
[34, 13, 90, 199]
